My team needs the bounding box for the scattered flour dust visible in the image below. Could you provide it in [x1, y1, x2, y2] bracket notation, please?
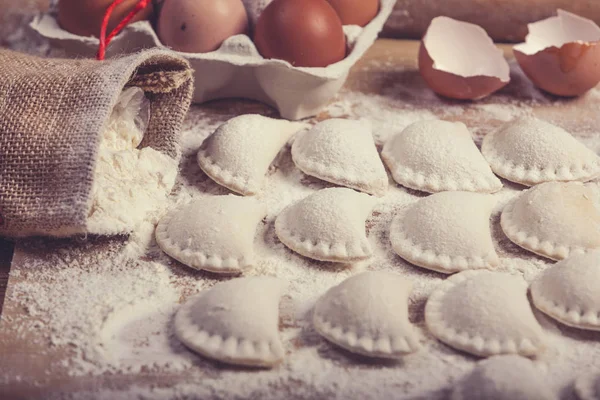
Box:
[4, 38, 600, 399]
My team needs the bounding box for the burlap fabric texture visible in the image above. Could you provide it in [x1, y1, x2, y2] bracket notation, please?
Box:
[0, 48, 194, 238]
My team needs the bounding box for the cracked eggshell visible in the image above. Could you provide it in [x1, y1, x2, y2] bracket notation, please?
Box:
[418, 17, 510, 100]
[30, 0, 396, 120]
[513, 10, 600, 97]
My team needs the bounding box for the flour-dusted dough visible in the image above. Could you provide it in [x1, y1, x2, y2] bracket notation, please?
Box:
[156, 195, 267, 274]
[501, 182, 600, 261]
[291, 119, 388, 196]
[197, 114, 305, 195]
[313, 271, 420, 358]
[575, 372, 600, 400]
[174, 276, 287, 367]
[425, 270, 545, 357]
[275, 188, 377, 263]
[531, 251, 600, 331]
[482, 117, 600, 186]
[450, 355, 557, 400]
[390, 191, 499, 274]
[381, 120, 502, 193]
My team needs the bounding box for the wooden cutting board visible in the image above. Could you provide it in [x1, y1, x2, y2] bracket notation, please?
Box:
[1, 39, 600, 399]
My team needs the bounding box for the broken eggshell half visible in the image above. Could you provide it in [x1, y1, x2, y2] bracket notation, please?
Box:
[418, 17, 510, 100]
[513, 9, 600, 97]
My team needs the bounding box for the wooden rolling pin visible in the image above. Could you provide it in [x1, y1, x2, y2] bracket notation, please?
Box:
[383, 0, 600, 42]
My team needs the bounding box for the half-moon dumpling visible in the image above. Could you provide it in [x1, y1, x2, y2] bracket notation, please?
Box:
[381, 120, 502, 194]
[313, 271, 420, 358]
[275, 187, 377, 263]
[390, 191, 499, 274]
[425, 270, 546, 357]
[531, 251, 600, 331]
[291, 118, 388, 196]
[197, 114, 305, 195]
[575, 372, 600, 400]
[451, 355, 557, 400]
[174, 276, 286, 367]
[156, 195, 266, 274]
[501, 181, 600, 261]
[482, 117, 600, 186]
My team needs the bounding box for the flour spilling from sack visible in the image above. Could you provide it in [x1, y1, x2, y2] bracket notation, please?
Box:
[86, 87, 178, 235]
[4, 50, 600, 399]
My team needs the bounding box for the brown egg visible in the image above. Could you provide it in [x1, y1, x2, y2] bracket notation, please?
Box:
[158, 0, 249, 53]
[513, 10, 600, 97]
[58, 0, 153, 37]
[418, 17, 510, 100]
[326, 0, 379, 27]
[254, 0, 346, 68]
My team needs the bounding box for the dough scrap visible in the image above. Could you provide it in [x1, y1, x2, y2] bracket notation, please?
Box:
[156, 195, 266, 274]
[313, 271, 420, 358]
[291, 118, 388, 196]
[381, 120, 502, 193]
[531, 251, 600, 331]
[275, 188, 377, 263]
[390, 191, 499, 274]
[575, 372, 600, 400]
[425, 270, 545, 357]
[174, 276, 286, 367]
[482, 117, 600, 186]
[501, 181, 600, 261]
[197, 114, 305, 195]
[450, 355, 557, 400]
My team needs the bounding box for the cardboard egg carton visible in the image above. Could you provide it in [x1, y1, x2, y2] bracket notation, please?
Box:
[29, 0, 396, 120]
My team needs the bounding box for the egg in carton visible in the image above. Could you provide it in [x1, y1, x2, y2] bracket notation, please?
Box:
[30, 0, 396, 120]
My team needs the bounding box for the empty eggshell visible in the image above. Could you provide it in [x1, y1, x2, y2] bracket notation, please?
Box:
[418, 17, 510, 100]
[513, 9, 600, 97]
[254, 0, 347, 67]
[158, 0, 249, 53]
[326, 0, 379, 27]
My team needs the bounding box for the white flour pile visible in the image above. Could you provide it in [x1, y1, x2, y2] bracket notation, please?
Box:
[3, 43, 600, 399]
[87, 88, 178, 235]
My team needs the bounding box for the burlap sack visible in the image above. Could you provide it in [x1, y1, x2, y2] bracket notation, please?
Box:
[0, 48, 194, 238]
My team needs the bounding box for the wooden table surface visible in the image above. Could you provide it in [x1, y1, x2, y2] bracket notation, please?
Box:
[0, 239, 13, 315]
[0, 38, 453, 318]
[2, 35, 600, 399]
[0, 39, 466, 398]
